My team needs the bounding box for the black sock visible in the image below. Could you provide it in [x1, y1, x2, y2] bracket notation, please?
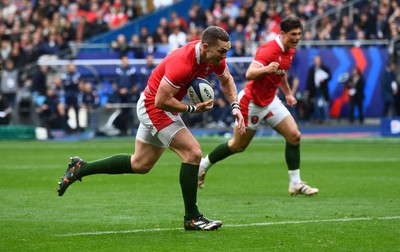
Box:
[80, 154, 133, 177]
[285, 143, 300, 170]
[180, 163, 200, 220]
[208, 142, 234, 164]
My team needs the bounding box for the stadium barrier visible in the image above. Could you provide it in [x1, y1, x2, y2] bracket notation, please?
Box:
[38, 44, 390, 120]
[0, 125, 36, 140]
[380, 117, 400, 137]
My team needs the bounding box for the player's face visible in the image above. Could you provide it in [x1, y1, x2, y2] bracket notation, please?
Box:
[204, 40, 231, 66]
[281, 28, 302, 50]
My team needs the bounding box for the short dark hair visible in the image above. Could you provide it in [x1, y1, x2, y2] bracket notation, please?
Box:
[280, 16, 303, 33]
[201, 26, 230, 45]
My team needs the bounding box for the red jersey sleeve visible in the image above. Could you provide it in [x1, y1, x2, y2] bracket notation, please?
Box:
[252, 43, 274, 67]
[214, 59, 227, 76]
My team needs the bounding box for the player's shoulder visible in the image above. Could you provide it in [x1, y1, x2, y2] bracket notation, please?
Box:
[260, 39, 278, 49]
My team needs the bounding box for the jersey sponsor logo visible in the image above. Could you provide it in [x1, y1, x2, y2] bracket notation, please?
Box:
[251, 115, 259, 124]
[205, 66, 211, 75]
[275, 69, 287, 75]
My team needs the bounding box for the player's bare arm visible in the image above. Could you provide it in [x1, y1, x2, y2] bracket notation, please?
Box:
[217, 69, 245, 134]
[245, 61, 280, 80]
[279, 75, 297, 107]
[217, 70, 238, 104]
[155, 78, 213, 113]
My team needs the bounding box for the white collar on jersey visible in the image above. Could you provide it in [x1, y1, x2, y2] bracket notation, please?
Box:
[275, 35, 285, 52]
[195, 42, 201, 65]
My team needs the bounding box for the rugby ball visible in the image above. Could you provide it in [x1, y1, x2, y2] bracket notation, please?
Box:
[187, 77, 214, 104]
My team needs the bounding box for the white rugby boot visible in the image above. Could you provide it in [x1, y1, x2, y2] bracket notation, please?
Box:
[289, 181, 319, 196]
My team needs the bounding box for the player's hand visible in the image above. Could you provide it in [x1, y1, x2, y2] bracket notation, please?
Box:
[285, 95, 297, 107]
[195, 99, 214, 113]
[266, 62, 280, 74]
[233, 108, 246, 134]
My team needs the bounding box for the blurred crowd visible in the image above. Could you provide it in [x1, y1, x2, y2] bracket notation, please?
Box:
[1, 0, 400, 135]
[1, 0, 399, 64]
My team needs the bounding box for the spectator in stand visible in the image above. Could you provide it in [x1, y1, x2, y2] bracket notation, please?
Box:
[388, 0, 400, 31]
[153, 26, 167, 44]
[67, 3, 84, 29]
[9, 16, 23, 42]
[301, 30, 314, 49]
[138, 54, 156, 91]
[126, 0, 139, 21]
[346, 67, 365, 124]
[357, 11, 374, 39]
[25, 31, 44, 64]
[111, 34, 130, 58]
[168, 26, 187, 51]
[139, 26, 150, 43]
[158, 17, 171, 36]
[79, 81, 100, 128]
[188, 2, 206, 29]
[42, 32, 60, 55]
[169, 11, 188, 31]
[186, 26, 202, 42]
[1, 0, 17, 18]
[59, 19, 76, 46]
[38, 87, 65, 139]
[235, 7, 249, 27]
[107, 0, 128, 30]
[31, 65, 49, 98]
[374, 11, 391, 40]
[230, 23, 245, 44]
[113, 55, 138, 135]
[305, 55, 332, 124]
[0, 93, 12, 125]
[58, 0, 71, 18]
[210, 0, 224, 20]
[76, 0, 90, 11]
[91, 9, 109, 37]
[8, 41, 26, 73]
[61, 63, 82, 132]
[381, 61, 399, 117]
[86, 2, 100, 23]
[128, 34, 144, 59]
[143, 35, 157, 57]
[0, 39, 11, 62]
[244, 16, 258, 42]
[225, 17, 236, 34]
[75, 15, 93, 43]
[258, 24, 278, 43]
[1, 59, 19, 107]
[230, 40, 246, 57]
[223, 0, 240, 19]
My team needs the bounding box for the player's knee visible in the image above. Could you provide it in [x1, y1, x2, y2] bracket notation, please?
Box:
[183, 148, 202, 164]
[287, 130, 301, 144]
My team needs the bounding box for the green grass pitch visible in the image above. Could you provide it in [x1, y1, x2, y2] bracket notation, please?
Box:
[1, 137, 400, 251]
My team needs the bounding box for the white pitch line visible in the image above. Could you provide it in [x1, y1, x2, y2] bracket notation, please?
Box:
[54, 216, 400, 237]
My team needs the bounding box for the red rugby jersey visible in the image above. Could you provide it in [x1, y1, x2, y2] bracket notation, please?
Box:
[144, 40, 226, 102]
[142, 40, 226, 130]
[245, 36, 296, 106]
